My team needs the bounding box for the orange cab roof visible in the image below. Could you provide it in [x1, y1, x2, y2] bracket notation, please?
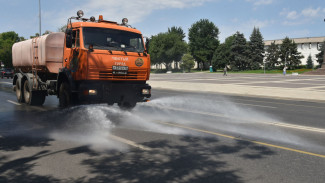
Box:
[70, 21, 142, 34]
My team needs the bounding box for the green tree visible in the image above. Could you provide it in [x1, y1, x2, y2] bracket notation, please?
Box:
[316, 41, 324, 67]
[30, 33, 40, 39]
[248, 27, 264, 70]
[58, 25, 67, 32]
[279, 37, 303, 69]
[229, 31, 249, 71]
[264, 42, 280, 70]
[306, 54, 313, 69]
[0, 31, 24, 68]
[168, 26, 187, 69]
[42, 30, 52, 35]
[168, 26, 185, 40]
[212, 35, 235, 70]
[180, 53, 195, 72]
[149, 30, 187, 71]
[188, 19, 219, 69]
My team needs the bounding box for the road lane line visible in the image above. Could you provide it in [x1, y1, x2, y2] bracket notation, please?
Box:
[7, 100, 21, 106]
[109, 134, 151, 151]
[233, 102, 276, 108]
[233, 98, 325, 109]
[157, 121, 325, 159]
[269, 122, 325, 133]
[153, 89, 325, 108]
[147, 105, 325, 134]
[0, 81, 12, 85]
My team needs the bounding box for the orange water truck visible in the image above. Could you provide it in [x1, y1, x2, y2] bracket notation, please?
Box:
[12, 10, 151, 109]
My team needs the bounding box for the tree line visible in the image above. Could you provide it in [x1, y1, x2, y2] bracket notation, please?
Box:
[149, 19, 325, 72]
[0, 20, 324, 69]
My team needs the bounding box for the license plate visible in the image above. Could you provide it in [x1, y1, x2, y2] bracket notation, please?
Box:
[112, 66, 128, 71]
[112, 71, 127, 75]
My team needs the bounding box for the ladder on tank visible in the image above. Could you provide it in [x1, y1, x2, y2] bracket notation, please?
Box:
[32, 37, 40, 90]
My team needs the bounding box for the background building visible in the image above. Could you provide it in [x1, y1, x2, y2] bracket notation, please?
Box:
[264, 37, 325, 66]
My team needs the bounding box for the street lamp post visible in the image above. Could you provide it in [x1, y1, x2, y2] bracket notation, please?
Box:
[39, 0, 41, 36]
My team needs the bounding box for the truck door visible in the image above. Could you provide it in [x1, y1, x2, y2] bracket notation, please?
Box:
[64, 29, 80, 71]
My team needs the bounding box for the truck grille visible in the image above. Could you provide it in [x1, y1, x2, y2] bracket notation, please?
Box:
[88, 67, 147, 80]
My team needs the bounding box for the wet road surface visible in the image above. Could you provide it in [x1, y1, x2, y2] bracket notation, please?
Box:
[1, 78, 325, 183]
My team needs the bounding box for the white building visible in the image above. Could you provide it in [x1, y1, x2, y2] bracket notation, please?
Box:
[264, 37, 325, 66]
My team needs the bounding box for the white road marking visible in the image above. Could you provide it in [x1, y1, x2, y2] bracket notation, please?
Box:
[233, 102, 277, 108]
[7, 100, 21, 106]
[109, 134, 151, 151]
[0, 81, 12, 85]
[268, 122, 325, 133]
[233, 98, 325, 109]
[147, 104, 325, 134]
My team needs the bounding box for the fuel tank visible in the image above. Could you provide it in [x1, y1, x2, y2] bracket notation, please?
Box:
[12, 32, 65, 73]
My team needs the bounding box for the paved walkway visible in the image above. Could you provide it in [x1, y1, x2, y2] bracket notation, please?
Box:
[148, 73, 325, 102]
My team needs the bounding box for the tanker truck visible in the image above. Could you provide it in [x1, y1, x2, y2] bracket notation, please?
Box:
[12, 10, 151, 108]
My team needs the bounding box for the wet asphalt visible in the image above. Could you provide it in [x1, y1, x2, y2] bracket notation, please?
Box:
[1, 77, 325, 183]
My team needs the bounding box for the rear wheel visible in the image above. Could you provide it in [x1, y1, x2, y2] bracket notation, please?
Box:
[23, 81, 46, 106]
[16, 78, 24, 103]
[59, 82, 71, 107]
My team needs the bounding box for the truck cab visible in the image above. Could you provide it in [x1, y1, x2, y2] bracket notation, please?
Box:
[59, 11, 151, 108]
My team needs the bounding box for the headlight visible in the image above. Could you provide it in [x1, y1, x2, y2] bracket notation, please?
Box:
[122, 18, 128, 25]
[77, 10, 84, 18]
[89, 89, 97, 95]
[142, 89, 150, 95]
[90, 16, 96, 22]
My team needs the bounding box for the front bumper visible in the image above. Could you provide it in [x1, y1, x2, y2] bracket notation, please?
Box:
[76, 81, 151, 104]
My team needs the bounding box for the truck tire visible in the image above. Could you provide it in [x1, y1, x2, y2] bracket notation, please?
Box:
[118, 102, 136, 110]
[59, 82, 71, 107]
[23, 81, 46, 106]
[16, 78, 24, 103]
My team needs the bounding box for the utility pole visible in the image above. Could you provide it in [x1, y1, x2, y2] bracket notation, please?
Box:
[39, 0, 41, 36]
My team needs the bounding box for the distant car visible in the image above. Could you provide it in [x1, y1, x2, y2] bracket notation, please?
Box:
[1, 68, 14, 79]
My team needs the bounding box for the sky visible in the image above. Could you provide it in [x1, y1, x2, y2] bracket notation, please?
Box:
[0, 0, 324, 42]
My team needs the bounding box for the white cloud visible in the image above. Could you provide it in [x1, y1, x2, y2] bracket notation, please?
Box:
[74, 0, 212, 23]
[246, 0, 274, 6]
[280, 7, 324, 26]
[219, 19, 272, 42]
[302, 7, 321, 17]
[286, 11, 299, 20]
[49, 0, 214, 31]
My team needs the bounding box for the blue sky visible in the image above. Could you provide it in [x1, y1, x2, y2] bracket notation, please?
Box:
[0, 0, 324, 42]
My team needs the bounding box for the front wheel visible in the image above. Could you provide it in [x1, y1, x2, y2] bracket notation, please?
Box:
[118, 102, 136, 110]
[59, 82, 71, 108]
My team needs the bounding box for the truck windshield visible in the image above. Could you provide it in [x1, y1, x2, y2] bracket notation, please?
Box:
[83, 27, 144, 53]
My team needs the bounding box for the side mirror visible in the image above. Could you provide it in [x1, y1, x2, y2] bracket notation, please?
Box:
[88, 44, 94, 52]
[145, 39, 150, 53]
[65, 28, 73, 48]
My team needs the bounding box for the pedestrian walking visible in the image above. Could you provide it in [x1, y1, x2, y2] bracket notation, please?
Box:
[223, 66, 227, 76]
[283, 67, 286, 76]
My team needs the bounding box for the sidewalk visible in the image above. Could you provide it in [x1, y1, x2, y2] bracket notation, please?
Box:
[148, 73, 325, 102]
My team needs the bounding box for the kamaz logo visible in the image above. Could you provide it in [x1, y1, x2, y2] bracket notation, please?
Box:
[112, 57, 129, 61]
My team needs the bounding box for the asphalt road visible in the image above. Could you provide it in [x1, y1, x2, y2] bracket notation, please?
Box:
[1, 78, 325, 183]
